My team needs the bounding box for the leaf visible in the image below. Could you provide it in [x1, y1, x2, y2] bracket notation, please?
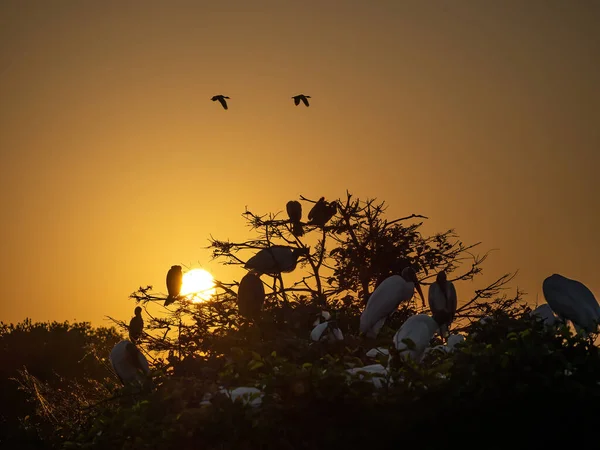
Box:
[302, 362, 313, 370]
[271, 351, 277, 358]
[251, 351, 262, 362]
[248, 360, 264, 371]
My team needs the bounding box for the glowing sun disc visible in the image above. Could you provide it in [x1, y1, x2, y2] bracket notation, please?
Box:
[181, 269, 216, 303]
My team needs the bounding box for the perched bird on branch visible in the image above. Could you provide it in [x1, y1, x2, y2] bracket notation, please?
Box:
[360, 267, 426, 338]
[427, 271, 458, 341]
[237, 272, 265, 319]
[165, 265, 183, 307]
[308, 197, 338, 227]
[128, 306, 144, 344]
[244, 246, 309, 275]
[286, 200, 304, 237]
[542, 273, 600, 335]
[392, 314, 439, 362]
[292, 94, 311, 107]
[211, 95, 230, 110]
[109, 340, 150, 386]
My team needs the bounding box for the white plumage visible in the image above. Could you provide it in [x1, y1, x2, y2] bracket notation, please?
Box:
[310, 321, 344, 342]
[366, 347, 390, 358]
[360, 268, 425, 339]
[542, 273, 600, 335]
[221, 387, 263, 407]
[530, 303, 559, 327]
[392, 314, 439, 362]
[346, 364, 389, 389]
[109, 340, 150, 385]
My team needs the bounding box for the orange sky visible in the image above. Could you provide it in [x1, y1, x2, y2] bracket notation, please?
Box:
[1, 1, 598, 326]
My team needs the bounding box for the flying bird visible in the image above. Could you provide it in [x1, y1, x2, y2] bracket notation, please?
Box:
[286, 200, 304, 237]
[244, 246, 309, 275]
[165, 265, 183, 307]
[237, 272, 265, 319]
[292, 94, 311, 107]
[308, 197, 338, 227]
[427, 271, 458, 341]
[359, 267, 426, 338]
[542, 273, 600, 335]
[392, 314, 439, 362]
[128, 306, 144, 344]
[109, 340, 150, 386]
[211, 95, 230, 110]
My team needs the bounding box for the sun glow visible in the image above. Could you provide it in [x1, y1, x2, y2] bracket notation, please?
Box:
[181, 269, 216, 303]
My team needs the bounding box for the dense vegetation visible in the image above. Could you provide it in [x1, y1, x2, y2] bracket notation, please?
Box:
[1, 193, 598, 449]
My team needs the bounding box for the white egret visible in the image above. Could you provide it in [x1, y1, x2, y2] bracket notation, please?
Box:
[109, 340, 150, 386]
[392, 314, 439, 362]
[542, 274, 600, 335]
[360, 267, 425, 338]
[530, 303, 560, 327]
[310, 320, 344, 342]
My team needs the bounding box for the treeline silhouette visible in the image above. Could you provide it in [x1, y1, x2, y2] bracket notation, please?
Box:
[1, 192, 598, 449]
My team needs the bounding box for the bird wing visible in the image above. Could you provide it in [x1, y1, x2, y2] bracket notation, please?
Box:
[359, 276, 406, 334]
[301, 96, 310, 107]
[245, 247, 295, 274]
[310, 322, 329, 341]
[238, 273, 265, 317]
[166, 267, 182, 298]
[218, 97, 228, 110]
[428, 283, 446, 312]
[294, 97, 300, 105]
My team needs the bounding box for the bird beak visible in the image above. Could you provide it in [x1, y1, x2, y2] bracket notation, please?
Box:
[415, 282, 425, 308]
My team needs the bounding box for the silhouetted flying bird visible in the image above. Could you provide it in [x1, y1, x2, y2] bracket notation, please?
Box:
[165, 265, 183, 307]
[308, 197, 337, 226]
[128, 306, 144, 344]
[292, 94, 311, 107]
[237, 272, 266, 319]
[286, 200, 304, 237]
[211, 95, 230, 110]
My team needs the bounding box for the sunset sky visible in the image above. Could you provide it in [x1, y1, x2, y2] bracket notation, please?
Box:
[1, 1, 598, 326]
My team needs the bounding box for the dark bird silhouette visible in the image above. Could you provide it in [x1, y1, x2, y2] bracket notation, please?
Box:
[286, 200, 304, 237]
[244, 246, 310, 275]
[428, 271, 458, 341]
[292, 94, 311, 107]
[165, 265, 183, 307]
[128, 306, 144, 344]
[237, 272, 266, 319]
[308, 197, 338, 226]
[211, 95, 230, 110]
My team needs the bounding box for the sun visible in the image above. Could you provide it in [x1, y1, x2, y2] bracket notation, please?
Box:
[180, 269, 216, 303]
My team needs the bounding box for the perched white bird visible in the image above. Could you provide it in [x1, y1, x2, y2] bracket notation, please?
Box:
[447, 333, 465, 349]
[392, 314, 439, 362]
[220, 387, 263, 407]
[360, 267, 425, 338]
[244, 246, 309, 275]
[366, 347, 390, 358]
[530, 303, 560, 327]
[310, 320, 344, 342]
[428, 271, 458, 340]
[542, 274, 600, 335]
[346, 364, 389, 389]
[312, 310, 332, 326]
[109, 340, 150, 385]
